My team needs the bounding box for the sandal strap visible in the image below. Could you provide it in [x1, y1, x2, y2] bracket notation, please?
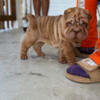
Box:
[76, 58, 99, 72]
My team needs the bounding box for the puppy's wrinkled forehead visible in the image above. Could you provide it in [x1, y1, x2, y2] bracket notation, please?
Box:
[64, 7, 91, 22]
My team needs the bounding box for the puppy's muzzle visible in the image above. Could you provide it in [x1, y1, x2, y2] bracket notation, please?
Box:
[73, 28, 81, 34]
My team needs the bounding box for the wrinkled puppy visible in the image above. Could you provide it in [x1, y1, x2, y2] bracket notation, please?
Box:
[21, 7, 92, 65]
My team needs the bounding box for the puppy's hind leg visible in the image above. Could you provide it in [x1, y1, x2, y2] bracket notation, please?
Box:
[21, 14, 39, 59]
[21, 34, 37, 60]
[33, 42, 45, 57]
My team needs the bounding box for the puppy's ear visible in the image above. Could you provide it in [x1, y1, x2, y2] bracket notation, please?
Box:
[84, 10, 92, 21]
[64, 8, 75, 19]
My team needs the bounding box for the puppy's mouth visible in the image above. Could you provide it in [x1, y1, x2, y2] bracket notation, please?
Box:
[72, 39, 81, 44]
[68, 31, 87, 41]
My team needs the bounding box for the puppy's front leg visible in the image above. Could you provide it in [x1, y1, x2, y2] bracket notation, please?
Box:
[59, 49, 67, 64]
[64, 50, 75, 65]
[62, 43, 76, 65]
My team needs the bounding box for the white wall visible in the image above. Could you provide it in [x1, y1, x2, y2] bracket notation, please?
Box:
[48, 0, 77, 15]
[97, 5, 100, 23]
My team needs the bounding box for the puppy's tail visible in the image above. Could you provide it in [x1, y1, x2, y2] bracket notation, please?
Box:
[26, 14, 37, 29]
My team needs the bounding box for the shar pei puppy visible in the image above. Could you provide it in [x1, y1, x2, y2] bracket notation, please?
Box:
[21, 7, 92, 65]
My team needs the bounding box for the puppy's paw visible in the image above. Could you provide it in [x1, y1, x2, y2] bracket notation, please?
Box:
[69, 62, 75, 66]
[60, 60, 67, 64]
[59, 57, 67, 64]
[38, 52, 45, 57]
[67, 59, 75, 66]
[21, 55, 28, 60]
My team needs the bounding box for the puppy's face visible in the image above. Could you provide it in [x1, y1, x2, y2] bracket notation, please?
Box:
[64, 7, 92, 43]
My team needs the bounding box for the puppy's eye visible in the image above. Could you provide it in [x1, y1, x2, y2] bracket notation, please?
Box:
[81, 22, 88, 27]
[66, 22, 72, 26]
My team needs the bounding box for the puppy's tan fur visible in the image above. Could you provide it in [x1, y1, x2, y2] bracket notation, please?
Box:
[21, 7, 91, 65]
